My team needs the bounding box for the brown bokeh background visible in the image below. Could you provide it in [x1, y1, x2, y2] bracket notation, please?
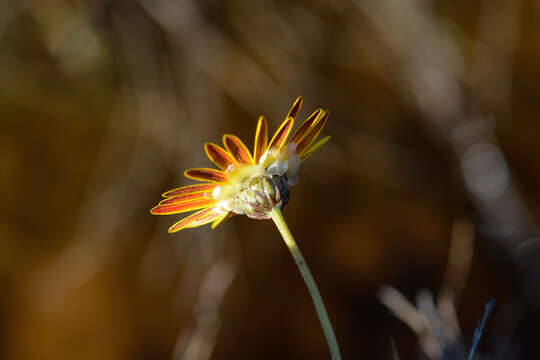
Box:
[2, 0, 540, 359]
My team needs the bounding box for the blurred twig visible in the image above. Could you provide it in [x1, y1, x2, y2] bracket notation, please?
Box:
[172, 259, 238, 360]
[437, 220, 475, 343]
[468, 300, 495, 360]
[390, 339, 400, 360]
[470, 0, 521, 112]
[439, 221, 474, 306]
[379, 286, 443, 359]
[138, 0, 282, 115]
[379, 219, 475, 359]
[28, 2, 185, 311]
[0, 0, 23, 40]
[356, 0, 540, 313]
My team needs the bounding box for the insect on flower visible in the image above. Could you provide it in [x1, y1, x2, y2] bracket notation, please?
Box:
[150, 97, 330, 232]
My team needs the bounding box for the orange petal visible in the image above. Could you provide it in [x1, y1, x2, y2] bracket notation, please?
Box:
[253, 116, 268, 164]
[296, 110, 328, 156]
[286, 97, 303, 121]
[268, 118, 294, 151]
[159, 192, 210, 205]
[300, 136, 331, 161]
[289, 109, 322, 146]
[151, 198, 215, 215]
[211, 211, 234, 229]
[162, 184, 217, 198]
[223, 134, 254, 164]
[205, 142, 236, 170]
[168, 208, 222, 233]
[185, 168, 228, 183]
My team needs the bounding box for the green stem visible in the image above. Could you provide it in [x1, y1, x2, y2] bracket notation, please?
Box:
[269, 207, 342, 360]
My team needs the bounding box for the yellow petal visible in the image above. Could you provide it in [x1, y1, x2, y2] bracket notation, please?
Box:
[205, 142, 236, 170]
[223, 134, 254, 164]
[253, 116, 268, 164]
[184, 168, 228, 183]
[268, 118, 294, 152]
[168, 208, 222, 232]
[300, 136, 331, 161]
[211, 211, 234, 229]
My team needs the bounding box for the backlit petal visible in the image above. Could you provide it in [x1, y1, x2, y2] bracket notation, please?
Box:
[151, 198, 215, 215]
[162, 184, 217, 198]
[205, 143, 236, 170]
[289, 109, 322, 146]
[296, 110, 328, 156]
[168, 208, 222, 233]
[300, 136, 331, 161]
[223, 134, 254, 164]
[211, 211, 234, 229]
[159, 192, 210, 205]
[185, 168, 228, 183]
[253, 116, 268, 164]
[286, 97, 303, 121]
[268, 118, 294, 151]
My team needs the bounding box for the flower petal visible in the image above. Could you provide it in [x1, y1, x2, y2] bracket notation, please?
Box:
[162, 184, 217, 198]
[253, 116, 268, 164]
[289, 109, 322, 146]
[296, 110, 328, 156]
[205, 142, 236, 170]
[300, 136, 331, 161]
[223, 134, 254, 164]
[286, 97, 303, 121]
[211, 211, 234, 229]
[159, 192, 210, 205]
[185, 168, 228, 183]
[151, 198, 215, 215]
[268, 118, 294, 151]
[168, 208, 222, 233]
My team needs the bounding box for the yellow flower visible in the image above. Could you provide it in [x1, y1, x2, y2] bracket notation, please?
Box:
[150, 97, 330, 233]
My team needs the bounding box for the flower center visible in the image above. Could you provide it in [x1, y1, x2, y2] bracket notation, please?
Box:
[233, 175, 290, 219]
[211, 147, 299, 216]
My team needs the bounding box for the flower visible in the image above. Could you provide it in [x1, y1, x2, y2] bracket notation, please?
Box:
[150, 97, 330, 232]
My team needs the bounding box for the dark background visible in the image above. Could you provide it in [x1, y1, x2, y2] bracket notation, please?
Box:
[2, 0, 540, 359]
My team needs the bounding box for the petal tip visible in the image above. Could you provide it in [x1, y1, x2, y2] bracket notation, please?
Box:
[221, 133, 233, 146]
[150, 205, 162, 215]
[168, 226, 180, 233]
[184, 168, 227, 183]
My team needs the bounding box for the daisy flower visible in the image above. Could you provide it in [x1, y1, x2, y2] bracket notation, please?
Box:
[151, 97, 330, 232]
[150, 97, 341, 360]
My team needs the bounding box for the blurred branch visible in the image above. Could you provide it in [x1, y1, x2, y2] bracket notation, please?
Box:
[468, 300, 495, 360]
[27, 2, 184, 311]
[470, 0, 521, 112]
[439, 220, 474, 306]
[379, 219, 475, 359]
[356, 0, 540, 312]
[138, 0, 282, 115]
[390, 339, 400, 360]
[172, 259, 237, 360]
[379, 235, 475, 360]
[379, 286, 465, 359]
[0, 0, 23, 39]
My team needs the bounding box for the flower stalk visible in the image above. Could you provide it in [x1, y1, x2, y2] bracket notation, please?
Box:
[269, 207, 342, 360]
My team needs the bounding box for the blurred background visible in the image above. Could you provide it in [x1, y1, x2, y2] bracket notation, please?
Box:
[2, 0, 540, 359]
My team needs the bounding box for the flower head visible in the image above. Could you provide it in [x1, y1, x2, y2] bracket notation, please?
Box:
[151, 97, 330, 232]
